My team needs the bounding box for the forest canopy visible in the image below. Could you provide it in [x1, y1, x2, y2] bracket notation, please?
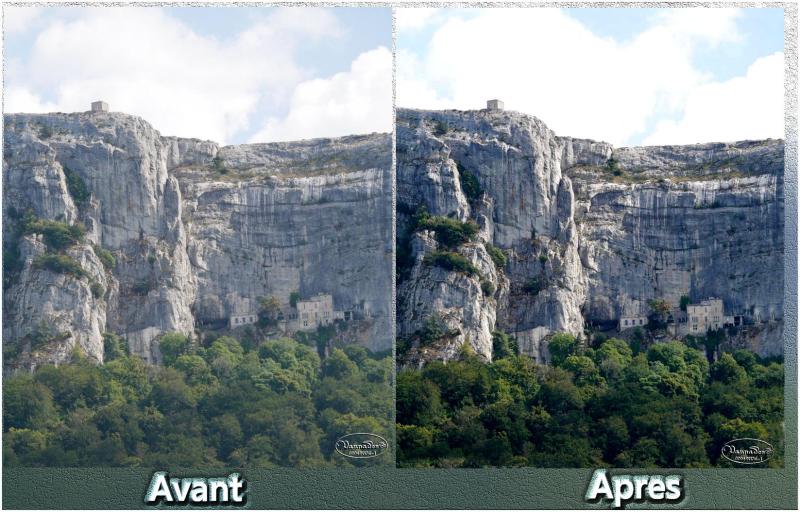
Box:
[4, 332, 392, 468]
[397, 333, 784, 468]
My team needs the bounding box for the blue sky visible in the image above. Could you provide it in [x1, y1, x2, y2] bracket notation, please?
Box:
[397, 7, 784, 145]
[4, 6, 392, 144]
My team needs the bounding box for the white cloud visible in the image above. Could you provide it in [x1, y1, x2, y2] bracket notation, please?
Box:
[643, 52, 784, 145]
[3, 6, 43, 34]
[249, 46, 392, 143]
[4, 7, 369, 144]
[396, 8, 440, 31]
[397, 7, 781, 146]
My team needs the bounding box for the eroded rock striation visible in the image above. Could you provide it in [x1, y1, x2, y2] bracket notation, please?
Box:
[397, 108, 784, 364]
[3, 111, 392, 370]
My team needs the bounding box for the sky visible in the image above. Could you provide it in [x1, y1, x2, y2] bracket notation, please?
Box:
[397, 7, 784, 146]
[3, 6, 392, 145]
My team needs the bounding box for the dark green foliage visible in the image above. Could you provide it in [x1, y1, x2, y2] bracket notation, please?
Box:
[158, 332, 191, 367]
[23, 216, 85, 251]
[130, 279, 155, 296]
[212, 156, 227, 174]
[38, 124, 53, 139]
[289, 291, 301, 308]
[492, 331, 518, 360]
[607, 157, 622, 176]
[90, 281, 104, 299]
[93, 245, 116, 271]
[103, 332, 127, 362]
[4, 333, 392, 468]
[62, 166, 90, 208]
[538, 254, 548, 264]
[257, 296, 280, 327]
[424, 251, 479, 276]
[3, 240, 23, 289]
[548, 333, 578, 367]
[522, 276, 546, 295]
[680, 295, 690, 312]
[397, 333, 783, 468]
[416, 212, 478, 249]
[32, 254, 88, 279]
[432, 120, 449, 136]
[484, 243, 507, 269]
[480, 279, 495, 296]
[456, 164, 482, 202]
[24, 320, 69, 352]
[418, 314, 451, 346]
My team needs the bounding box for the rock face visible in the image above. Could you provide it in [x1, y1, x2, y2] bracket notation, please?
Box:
[3, 112, 392, 370]
[397, 108, 784, 363]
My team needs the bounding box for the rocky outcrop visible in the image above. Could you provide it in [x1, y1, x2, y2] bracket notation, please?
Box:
[397, 108, 784, 363]
[3, 112, 391, 370]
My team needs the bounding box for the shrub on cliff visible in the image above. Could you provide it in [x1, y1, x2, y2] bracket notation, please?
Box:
[92, 245, 116, 271]
[32, 254, 88, 279]
[424, 251, 479, 276]
[62, 166, 90, 208]
[456, 163, 482, 202]
[417, 214, 478, 249]
[484, 243, 507, 269]
[23, 215, 85, 251]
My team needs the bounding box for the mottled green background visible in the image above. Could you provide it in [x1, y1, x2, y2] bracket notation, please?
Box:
[2, 467, 797, 509]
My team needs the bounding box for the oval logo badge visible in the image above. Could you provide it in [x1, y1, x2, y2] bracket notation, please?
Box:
[335, 433, 389, 459]
[721, 438, 774, 465]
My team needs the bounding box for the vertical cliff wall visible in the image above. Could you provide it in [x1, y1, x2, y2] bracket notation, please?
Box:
[397, 108, 784, 364]
[3, 112, 391, 370]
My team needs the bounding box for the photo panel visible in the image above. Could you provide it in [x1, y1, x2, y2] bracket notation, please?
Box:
[2, 5, 394, 470]
[395, 6, 787, 470]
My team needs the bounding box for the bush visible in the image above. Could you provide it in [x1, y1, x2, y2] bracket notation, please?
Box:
[417, 214, 478, 249]
[103, 332, 127, 361]
[432, 120, 449, 136]
[90, 281, 104, 299]
[26, 320, 68, 351]
[522, 277, 546, 295]
[492, 330, 518, 359]
[32, 254, 88, 279]
[93, 245, 116, 270]
[484, 243, 507, 269]
[457, 164, 482, 202]
[539, 254, 549, 264]
[62, 166, 90, 207]
[23, 216, 85, 251]
[212, 156, 227, 174]
[131, 280, 155, 296]
[290, 291, 301, 308]
[424, 251, 479, 276]
[419, 314, 450, 346]
[481, 279, 495, 296]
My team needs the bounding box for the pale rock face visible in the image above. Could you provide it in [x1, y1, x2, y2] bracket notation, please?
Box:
[397, 108, 784, 363]
[3, 113, 392, 369]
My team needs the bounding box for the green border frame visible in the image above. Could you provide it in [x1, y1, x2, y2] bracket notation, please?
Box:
[2, 1, 797, 509]
[2, 468, 797, 508]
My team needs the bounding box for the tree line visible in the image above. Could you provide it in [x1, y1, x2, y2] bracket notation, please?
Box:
[397, 333, 783, 468]
[4, 332, 393, 468]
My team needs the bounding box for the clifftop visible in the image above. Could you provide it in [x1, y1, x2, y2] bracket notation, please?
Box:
[398, 107, 783, 180]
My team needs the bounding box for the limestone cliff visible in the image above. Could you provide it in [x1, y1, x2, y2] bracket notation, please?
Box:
[3, 112, 391, 370]
[397, 108, 784, 364]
